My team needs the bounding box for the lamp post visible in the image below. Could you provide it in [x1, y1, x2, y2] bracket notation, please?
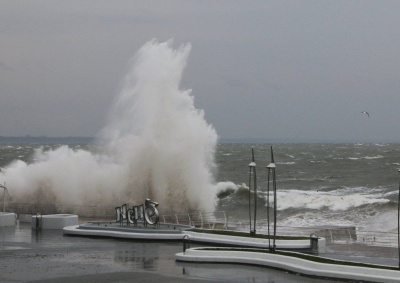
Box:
[248, 147, 257, 235]
[266, 146, 277, 252]
[398, 169, 400, 269]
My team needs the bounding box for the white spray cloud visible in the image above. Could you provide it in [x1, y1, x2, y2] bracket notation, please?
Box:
[0, 39, 218, 213]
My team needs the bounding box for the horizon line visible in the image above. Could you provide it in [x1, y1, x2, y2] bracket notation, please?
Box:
[0, 135, 398, 145]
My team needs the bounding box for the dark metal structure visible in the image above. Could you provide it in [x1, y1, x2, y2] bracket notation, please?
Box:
[398, 170, 400, 268]
[248, 147, 257, 235]
[266, 146, 277, 252]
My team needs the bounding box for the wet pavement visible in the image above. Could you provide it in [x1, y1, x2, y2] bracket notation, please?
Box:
[0, 222, 399, 282]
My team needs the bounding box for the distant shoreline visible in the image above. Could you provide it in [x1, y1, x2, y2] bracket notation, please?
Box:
[218, 138, 400, 144]
[0, 136, 95, 145]
[0, 136, 398, 145]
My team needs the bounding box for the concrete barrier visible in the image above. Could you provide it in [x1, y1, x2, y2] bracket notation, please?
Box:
[0, 212, 16, 227]
[63, 224, 324, 253]
[32, 214, 78, 230]
[176, 248, 400, 283]
[63, 225, 186, 240]
[185, 231, 326, 253]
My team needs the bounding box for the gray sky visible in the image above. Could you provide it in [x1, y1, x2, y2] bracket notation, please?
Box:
[1, 0, 399, 143]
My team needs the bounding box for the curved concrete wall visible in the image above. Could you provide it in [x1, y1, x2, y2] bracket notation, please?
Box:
[176, 248, 400, 283]
[63, 225, 185, 240]
[185, 231, 326, 253]
[63, 224, 324, 253]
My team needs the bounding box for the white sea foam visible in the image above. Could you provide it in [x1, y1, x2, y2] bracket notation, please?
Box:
[278, 212, 355, 228]
[349, 155, 384, 160]
[310, 160, 327, 163]
[215, 181, 239, 195]
[275, 189, 390, 211]
[0, 39, 218, 213]
[364, 155, 384, 159]
[360, 210, 399, 232]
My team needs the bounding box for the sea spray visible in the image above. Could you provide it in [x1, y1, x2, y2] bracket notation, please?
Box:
[0, 39, 218, 213]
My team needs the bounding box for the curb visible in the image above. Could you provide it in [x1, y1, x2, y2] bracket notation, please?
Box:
[176, 247, 400, 283]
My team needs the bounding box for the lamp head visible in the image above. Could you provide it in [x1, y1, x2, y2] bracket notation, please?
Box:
[249, 162, 256, 167]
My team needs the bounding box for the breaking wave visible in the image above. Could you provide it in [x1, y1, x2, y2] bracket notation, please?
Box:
[0, 39, 218, 213]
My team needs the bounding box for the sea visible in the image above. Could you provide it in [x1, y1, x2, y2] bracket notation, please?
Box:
[1, 137, 399, 246]
[215, 142, 400, 245]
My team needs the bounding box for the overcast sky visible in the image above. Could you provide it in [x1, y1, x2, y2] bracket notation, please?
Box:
[1, 1, 399, 143]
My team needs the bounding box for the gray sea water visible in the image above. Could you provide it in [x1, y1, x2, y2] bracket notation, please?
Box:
[216, 143, 400, 234]
[1, 140, 399, 243]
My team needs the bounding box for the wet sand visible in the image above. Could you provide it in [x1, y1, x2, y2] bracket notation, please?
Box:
[1, 223, 398, 282]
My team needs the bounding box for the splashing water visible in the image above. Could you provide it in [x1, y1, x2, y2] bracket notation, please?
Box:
[0, 39, 218, 213]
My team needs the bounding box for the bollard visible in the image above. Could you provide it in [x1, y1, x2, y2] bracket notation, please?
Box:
[183, 235, 190, 252]
[310, 233, 318, 254]
[35, 213, 42, 231]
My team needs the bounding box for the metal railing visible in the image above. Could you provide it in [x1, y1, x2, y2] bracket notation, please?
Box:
[6, 203, 115, 218]
[159, 211, 229, 229]
[5, 203, 400, 247]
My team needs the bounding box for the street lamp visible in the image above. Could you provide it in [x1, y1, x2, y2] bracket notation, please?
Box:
[266, 146, 277, 252]
[248, 147, 257, 235]
[398, 169, 399, 269]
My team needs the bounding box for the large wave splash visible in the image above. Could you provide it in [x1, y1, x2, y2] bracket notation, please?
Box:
[0, 39, 218, 213]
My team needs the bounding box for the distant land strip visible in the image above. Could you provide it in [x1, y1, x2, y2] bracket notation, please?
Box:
[0, 136, 398, 145]
[0, 136, 95, 145]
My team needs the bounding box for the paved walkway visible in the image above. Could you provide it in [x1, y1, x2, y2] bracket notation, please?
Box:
[1, 223, 399, 282]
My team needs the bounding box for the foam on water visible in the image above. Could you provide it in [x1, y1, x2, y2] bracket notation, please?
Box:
[360, 210, 399, 232]
[277, 189, 390, 211]
[0, 39, 218, 213]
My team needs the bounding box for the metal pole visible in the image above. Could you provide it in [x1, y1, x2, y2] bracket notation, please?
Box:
[273, 163, 277, 251]
[248, 163, 252, 233]
[266, 146, 277, 252]
[253, 148, 257, 235]
[398, 170, 400, 269]
[248, 147, 256, 235]
[267, 168, 271, 249]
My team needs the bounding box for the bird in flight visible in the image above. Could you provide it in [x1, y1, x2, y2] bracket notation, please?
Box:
[361, 111, 370, 118]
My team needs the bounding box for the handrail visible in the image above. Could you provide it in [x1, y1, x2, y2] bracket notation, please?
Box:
[5, 202, 400, 247]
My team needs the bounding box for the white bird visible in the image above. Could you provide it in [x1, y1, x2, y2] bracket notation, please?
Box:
[361, 111, 370, 118]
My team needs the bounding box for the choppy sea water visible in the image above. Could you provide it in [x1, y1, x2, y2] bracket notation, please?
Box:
[1, 141, 400, 245]
[215, 143, 400, 245]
